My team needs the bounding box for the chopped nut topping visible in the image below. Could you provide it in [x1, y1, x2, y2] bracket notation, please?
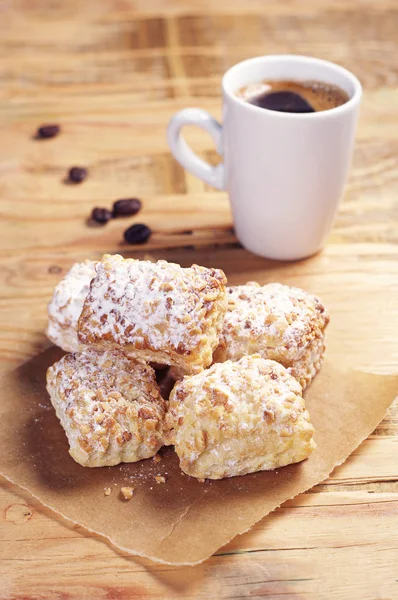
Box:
[77, 254, 227, 374]
[166, 355, 316, 479]
[46, 348, 166, 468]
[155, 475, 166, 484]
[104, 487, 112, 496]
[153, 454, 161, 463]
[214, 282, 329, 390]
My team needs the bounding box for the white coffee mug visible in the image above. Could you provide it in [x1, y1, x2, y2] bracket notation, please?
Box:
[167, 55, 362, 260]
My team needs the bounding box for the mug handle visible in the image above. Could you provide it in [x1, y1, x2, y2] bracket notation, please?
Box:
[167, 108, 225, 190]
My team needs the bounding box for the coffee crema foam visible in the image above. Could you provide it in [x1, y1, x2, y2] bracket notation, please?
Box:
[237, 80, 350, 113]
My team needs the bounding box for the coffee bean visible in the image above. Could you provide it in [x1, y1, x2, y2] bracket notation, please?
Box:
[113, 198, 142, 217]
[124, 223, 152, 245]
[68, 166, 87, 183]
[36, 124, 60, 139]
[91, 207, 112, 224]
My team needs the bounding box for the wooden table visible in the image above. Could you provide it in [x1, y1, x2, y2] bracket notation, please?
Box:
[1, 1, 398, 598]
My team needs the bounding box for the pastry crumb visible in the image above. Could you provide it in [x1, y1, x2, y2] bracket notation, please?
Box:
[155, 475, 166, 484]
[197, 478, 206, 483]
[121, 486, 134, 500]
[153, 454, 161, 463]
[104, 487, 112, 496]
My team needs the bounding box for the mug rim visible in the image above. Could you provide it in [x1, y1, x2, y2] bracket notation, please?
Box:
[222, 54, 362, 119]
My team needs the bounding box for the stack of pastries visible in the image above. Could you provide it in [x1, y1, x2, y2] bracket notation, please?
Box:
[46, 254, 329, 480]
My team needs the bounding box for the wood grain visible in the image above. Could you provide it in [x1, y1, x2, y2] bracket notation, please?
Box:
[1, 0, 397, 598]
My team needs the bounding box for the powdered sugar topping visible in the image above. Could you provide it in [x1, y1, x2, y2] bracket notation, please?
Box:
[47, 260, 96, 352]
[219, 282, 329, 363]
[78, 255, 227, 371]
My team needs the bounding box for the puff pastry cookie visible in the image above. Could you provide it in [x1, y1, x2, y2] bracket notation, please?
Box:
[166, 355, 316, 480]
[46, 348, 166, 467]
[47, 260, 96, 352]
[78, 254, 228, 374]
[213, 282, 329, 389]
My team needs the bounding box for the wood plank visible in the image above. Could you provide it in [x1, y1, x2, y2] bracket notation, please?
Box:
[325, 438, 398, 484]
[1, 482, 397, 600]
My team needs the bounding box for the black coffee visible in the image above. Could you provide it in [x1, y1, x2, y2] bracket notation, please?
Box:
[238, 80, 349, 113]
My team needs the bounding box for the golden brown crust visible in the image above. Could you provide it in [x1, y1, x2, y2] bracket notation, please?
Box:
[166, 355, 316, 479]
[46, 348, 167, 467]
[78, 255, 228, 374]
[213, 282, 329, 388]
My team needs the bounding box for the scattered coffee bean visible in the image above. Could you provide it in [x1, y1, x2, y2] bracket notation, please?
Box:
[68, 166, 87, 183]
[124, 223, 152, 245]
[113, 198, 142, 217]
[36, 124, 60, 139]
[91, 207, 112, 224]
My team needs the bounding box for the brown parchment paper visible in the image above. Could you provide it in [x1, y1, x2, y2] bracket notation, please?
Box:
[0, 347, 397, 565]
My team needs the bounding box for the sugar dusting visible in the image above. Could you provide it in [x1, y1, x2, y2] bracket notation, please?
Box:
[78, 254, 227, 371]
[46, 348, 166, 468]
[218, 282, 329, 364]
[47, 260, 97, 352]
[167, 355, 315, 479]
